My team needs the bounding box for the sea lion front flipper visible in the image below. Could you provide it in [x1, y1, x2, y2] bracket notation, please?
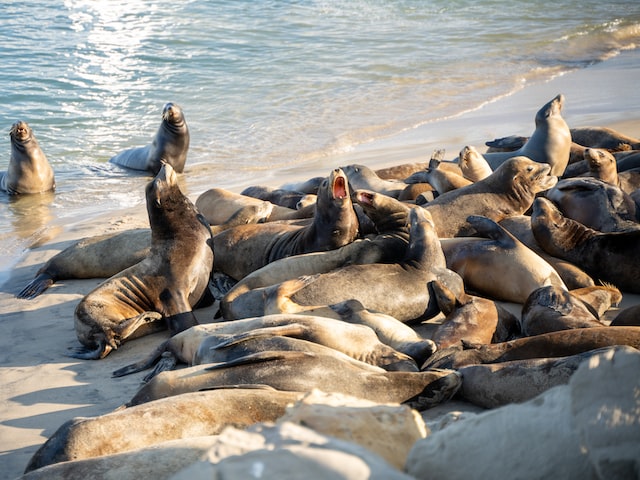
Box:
[204, 350, 315, 371]
[112, 338, 173, 378]
[16, 273, 55, 300]
[466, 215, 517, 247]
[210, 324, 308, 350]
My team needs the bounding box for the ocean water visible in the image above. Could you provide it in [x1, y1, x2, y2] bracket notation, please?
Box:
[1, 0, 640, 281]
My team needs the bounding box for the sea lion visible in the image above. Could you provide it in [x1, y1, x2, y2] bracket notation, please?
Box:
[480, 94, 572, 176]
[423, 326, 640, 370]
[544, 177, 640, 232]
[22, 436, 224, 480]
[240, 185, 316, 210]
[24, 388, 303, 472]
[16, 229, 152, 300]
[0, 121, 55, 195]
[562, 148, 640, 179]
[610, 304, 640, 327]
[458, 145, 492, 182]
[568, 284, 622, 319]
[531, 197, 640, 293]
[219, 189, 411, 317]
[372, 150, 461, 181]
[430, 280, 520, 349]
[127, 350, 462, 410]
[194, 332, 418, 372]
[458, 346, 630, 409]
[569, 126, 640, 151]
[422, 156, 558, 238]
[341, 164, 409, 198]
[583, 148, 620, 186]
[405, 158, 472, 196]
[211, 168, 359, 281]
[113, 313, 418, 379]
[225, 207, 464, 324]
[520, 285, 607, 337]
[16, 202, 270, 300]
[326, 299, 437, 365]
[70, 163, 213, 359]
[109, 102, 189, 174]
[440, 215, 567, 303]
[498, 215, 596, 289]
[196, 187, 315, 224]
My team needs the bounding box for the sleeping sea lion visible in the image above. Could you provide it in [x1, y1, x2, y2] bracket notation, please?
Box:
[430, 280, 520, 349]
[126, 350, 462, 410]
[440, 215, 567, 303]
[423, 326, 640, 370]
[544, 177, 640, 232]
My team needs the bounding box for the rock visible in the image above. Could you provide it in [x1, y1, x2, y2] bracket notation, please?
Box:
[405, 346, 640, 479]
[171, 422, 414, 480]
[278, 389, 427, 469]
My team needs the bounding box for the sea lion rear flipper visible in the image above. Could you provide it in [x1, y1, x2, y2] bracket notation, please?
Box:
[142, 352, 177, 383]
[111, 338, 173, 378]
[204, 350, 315, 371]
[210, 324, 308, 350]
[16, 273, 55, 300]
[109, 146, 151, 172]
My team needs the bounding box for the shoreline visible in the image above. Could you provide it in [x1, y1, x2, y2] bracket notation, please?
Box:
[1, 49, 640, 479]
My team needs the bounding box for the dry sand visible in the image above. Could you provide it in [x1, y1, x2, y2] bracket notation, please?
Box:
[1, 49, 639, 479]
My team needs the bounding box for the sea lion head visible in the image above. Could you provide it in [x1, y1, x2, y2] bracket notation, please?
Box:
[314, 168, 359, 247]
[530, 196, 589, 257]
[9, 121, 32, 144]
[354, 189, 410, 232]
[145, 163, 193, 240]
[535, 93, 564, 126]
[498, 156, 558, 198]
[161, 102, 186, 126]
[585, 148, 616, 176]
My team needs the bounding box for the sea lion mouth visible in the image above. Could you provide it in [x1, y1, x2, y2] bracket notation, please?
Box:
[332, 171, 348, 199]
[355, 190, 375, 206]
[162, 102, 182, 123]
[10, 121, 30, 141]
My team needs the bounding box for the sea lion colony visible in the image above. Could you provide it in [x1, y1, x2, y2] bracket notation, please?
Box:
[9, 95, 640, 477]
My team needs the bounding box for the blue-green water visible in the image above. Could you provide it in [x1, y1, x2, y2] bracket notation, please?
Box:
[1, 0, 640, 279]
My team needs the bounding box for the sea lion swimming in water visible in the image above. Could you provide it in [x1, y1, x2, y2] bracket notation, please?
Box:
[109, 102, 189, 174]
[1, 121, 55, 195]
[70, 163, 213, 359]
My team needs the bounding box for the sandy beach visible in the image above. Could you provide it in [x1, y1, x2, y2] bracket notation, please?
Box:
[1, 49, 639, 479]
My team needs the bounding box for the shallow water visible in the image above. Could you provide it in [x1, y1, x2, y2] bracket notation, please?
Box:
[1, 0, 640, 281]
